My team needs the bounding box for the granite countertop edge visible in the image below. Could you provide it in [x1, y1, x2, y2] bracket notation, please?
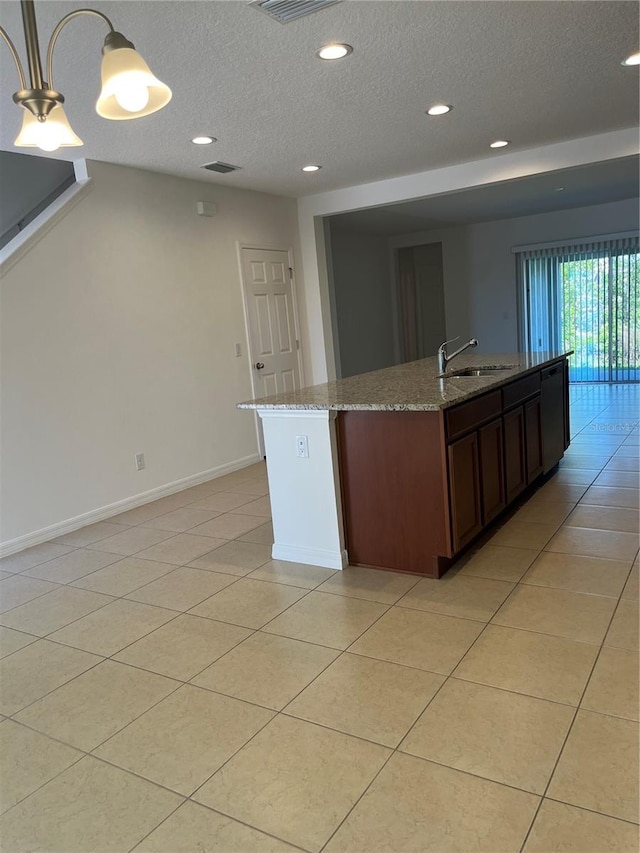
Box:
[237, 351, 572, 413]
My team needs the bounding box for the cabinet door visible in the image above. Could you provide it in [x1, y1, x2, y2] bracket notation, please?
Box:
[504, 406, 526, 503]
[338, 411, 452, 575]
[525, 396, 543, 483]
[448, 432, 483, 552]
[479, 417, 506, 524]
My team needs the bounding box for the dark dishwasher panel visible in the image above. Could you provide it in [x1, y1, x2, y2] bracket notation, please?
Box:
[540, 363, 566, 473]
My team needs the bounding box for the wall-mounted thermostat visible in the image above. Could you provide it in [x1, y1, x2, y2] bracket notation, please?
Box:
[196, 201, 217, 217]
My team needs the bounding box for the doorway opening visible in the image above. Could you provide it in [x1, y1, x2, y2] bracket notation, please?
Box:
[239, 245, 304, 455]
[395, 242, 446, 363]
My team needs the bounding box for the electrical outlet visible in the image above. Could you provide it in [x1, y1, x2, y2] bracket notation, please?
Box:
[235, 342, 242, 357]
[135, 453, 145, 471]
[296, 435, 309, 458]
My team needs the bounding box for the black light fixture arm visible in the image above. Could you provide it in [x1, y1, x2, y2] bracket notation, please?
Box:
[46, 8, 115, 90]
[0, 26, 27, 89]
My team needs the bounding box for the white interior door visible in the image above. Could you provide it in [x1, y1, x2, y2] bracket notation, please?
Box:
[241, 247, 302, 401]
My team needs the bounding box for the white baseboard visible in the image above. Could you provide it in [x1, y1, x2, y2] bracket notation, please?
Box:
[271, 543, 348, 570]
[0, 453, 262, 558]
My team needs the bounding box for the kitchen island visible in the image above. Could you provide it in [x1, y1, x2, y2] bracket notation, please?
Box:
[238, 351, 571, 578]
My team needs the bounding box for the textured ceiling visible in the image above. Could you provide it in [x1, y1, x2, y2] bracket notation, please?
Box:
[0, 1, 638, 197]
[329, 156, 640, 233]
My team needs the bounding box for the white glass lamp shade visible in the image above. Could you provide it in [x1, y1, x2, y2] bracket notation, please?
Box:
[96, 47, 172, 119]
[14, 106, 83, 152]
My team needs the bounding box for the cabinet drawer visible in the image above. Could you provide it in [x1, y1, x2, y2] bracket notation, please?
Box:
[446, 391, 502, 441]
[502, 372, 541, 409]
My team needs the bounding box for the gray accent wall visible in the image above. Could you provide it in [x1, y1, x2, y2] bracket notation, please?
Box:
[0, 151, 75, 246]
[329, 225, 397, 378]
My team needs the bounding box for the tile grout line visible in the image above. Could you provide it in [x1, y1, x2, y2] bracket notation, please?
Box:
[2, 533, 346, 719]
[539, 796, 640, 827]
[103, 571, 342, 691]
[0, 731, 87, 817]
[0, 545, 81, 575]
[126, 794, 313, 853]
[5, 535, 633, 764]
[1, 564, 632, 677]
[269, 589, 419, 715]
[185, 596, 398, 804]
[388, 493, 635, 843]
[53, 573, 375, 801]
[44, 473, 270, 563]
[6, 646, 339, 849]
[5, 574, 314, 720]
[0, 507, 281, 627]
[0, 593, 119, 645]
[0, 582, 72, 621]
[16, 532, 246, 603]
[515, 577, 637, 852]
[316, 570, 538, 852]
[123, 798, 187, 853]
[2, 416, 637, 846]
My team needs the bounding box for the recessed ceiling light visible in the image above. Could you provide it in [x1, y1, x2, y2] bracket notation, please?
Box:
[554, 187, 565, 192]
[316, 43, 353, 60]
[302, 165, 321, 172]
[490, 140, 510, 148]
[426, 104, 452, 116]
[621, 51, 640, 66]
[191, 136, 216, 145]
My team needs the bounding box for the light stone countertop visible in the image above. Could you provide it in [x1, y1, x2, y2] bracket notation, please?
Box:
[237, 351, 571, 412]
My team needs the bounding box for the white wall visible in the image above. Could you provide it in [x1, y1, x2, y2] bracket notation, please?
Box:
[0, 160, 303, 548]
[390, 197, 639, 353]
[329, 226, 396, 377]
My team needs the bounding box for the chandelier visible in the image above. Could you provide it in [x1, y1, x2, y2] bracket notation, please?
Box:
[0, 0, 171, 152]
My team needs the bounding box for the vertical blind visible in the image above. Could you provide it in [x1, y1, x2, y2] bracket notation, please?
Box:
[518, 235, 640, 382]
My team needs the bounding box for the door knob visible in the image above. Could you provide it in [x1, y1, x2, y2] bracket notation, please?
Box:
[255, 362, 265, 370]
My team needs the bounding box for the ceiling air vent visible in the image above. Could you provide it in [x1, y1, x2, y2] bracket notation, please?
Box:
[249, 0, 342, 25]
[201, 162, 241, 174]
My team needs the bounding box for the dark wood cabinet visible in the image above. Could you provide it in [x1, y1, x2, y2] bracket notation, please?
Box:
[338, 358, 570, 578]
[337, 411, 451, 576]
[504, 406, 527, 503]
[448, 432, 483, 551]
[525, 396, 543, 482]
[478, 417, 506, 523]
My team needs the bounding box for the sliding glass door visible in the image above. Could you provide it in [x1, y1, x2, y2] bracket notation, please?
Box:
[519, 236, 639, 382]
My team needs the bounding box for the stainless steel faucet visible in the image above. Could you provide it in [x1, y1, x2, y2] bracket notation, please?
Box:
[437, 337, 478, 374]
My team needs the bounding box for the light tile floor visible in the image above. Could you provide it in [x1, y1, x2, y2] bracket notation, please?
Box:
[0, 383, 638, 852]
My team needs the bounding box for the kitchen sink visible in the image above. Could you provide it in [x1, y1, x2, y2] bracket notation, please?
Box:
[445, 365, 517, 377]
